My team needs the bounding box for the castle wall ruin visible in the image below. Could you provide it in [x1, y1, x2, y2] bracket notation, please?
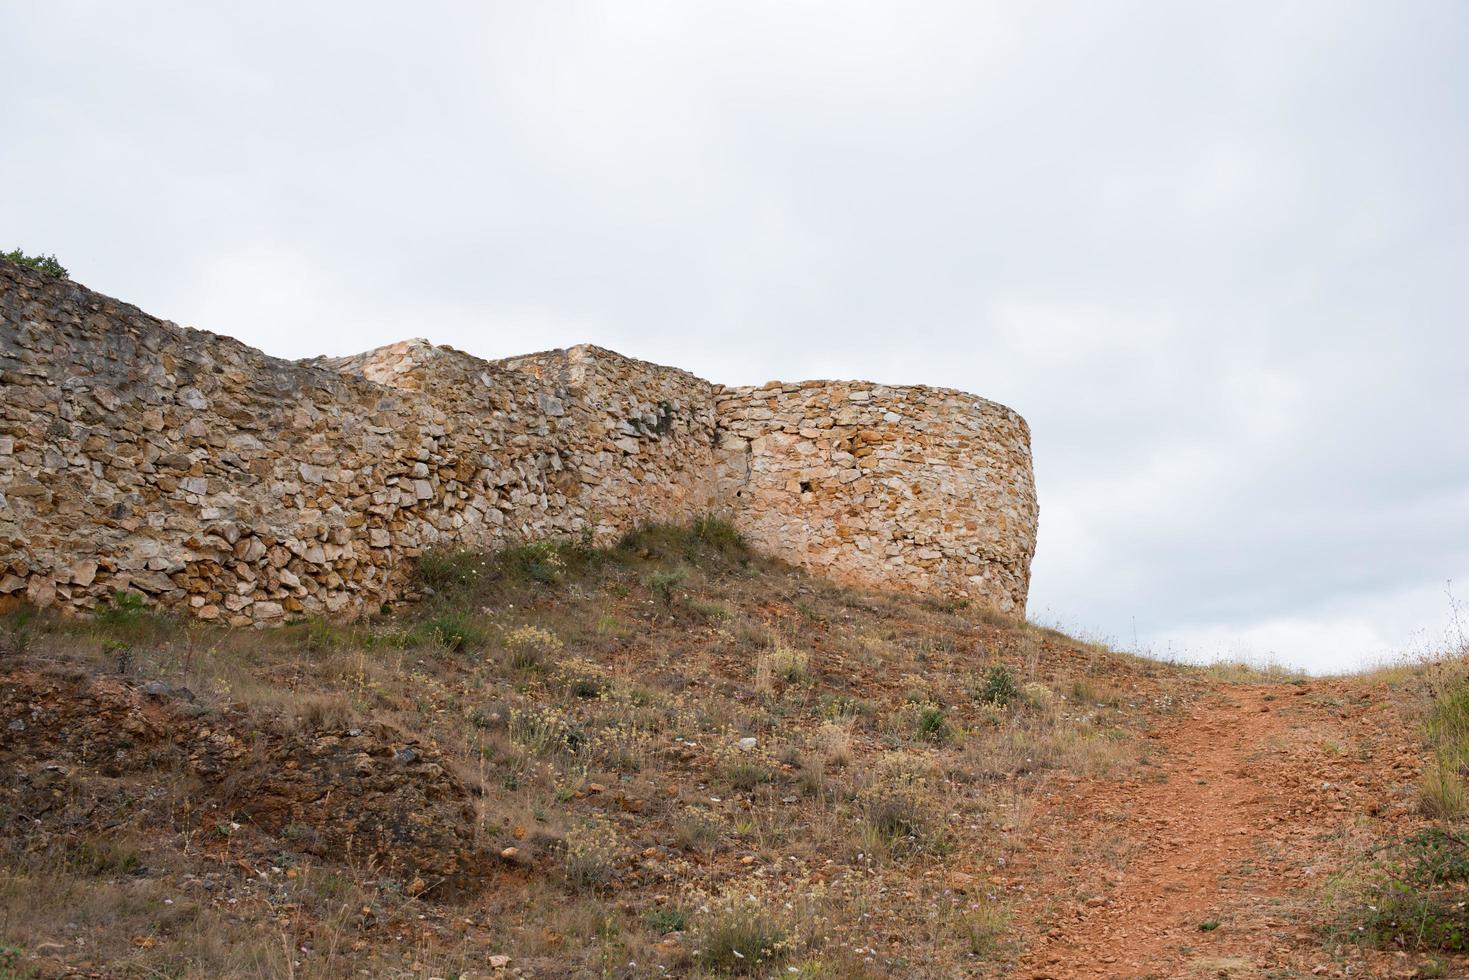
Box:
[0, 259, 1038, 625]
[715, 381, 1036, 610]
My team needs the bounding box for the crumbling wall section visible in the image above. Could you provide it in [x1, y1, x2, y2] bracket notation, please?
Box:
[491, 344, 720, 530]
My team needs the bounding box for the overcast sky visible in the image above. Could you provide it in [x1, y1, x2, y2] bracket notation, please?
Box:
[4, 2, 1466, 672]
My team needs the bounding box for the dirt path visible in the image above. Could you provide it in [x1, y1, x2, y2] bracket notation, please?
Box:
[1026, 685, 1294, 977]
[1017, 680, 1431, 980]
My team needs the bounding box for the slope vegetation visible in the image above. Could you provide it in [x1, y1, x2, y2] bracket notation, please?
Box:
[0, 521, 1463, 978]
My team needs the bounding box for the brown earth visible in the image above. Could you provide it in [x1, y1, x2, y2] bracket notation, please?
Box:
[1018, 680, 1444, 979]
[1, 667, 495, 894]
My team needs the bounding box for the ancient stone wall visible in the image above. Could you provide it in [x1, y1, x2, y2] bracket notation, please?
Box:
[490, 344, 720, 528]
[317, 340, 722, 541]
[0, 262, 718, 626]
[715, 381, 1037, 612]
[0, 258, 1037, 622]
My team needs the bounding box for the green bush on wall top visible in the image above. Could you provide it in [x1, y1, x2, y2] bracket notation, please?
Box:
[4, 247, 68, 279]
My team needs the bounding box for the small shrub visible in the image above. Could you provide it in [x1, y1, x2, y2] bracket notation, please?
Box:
[645, 906, 689, 934]
[1428, 679, 1469, 751]
[814, 721, 854, 768]
[556, 656, 610, 699]
[302, 617, 355, 651]
[1419, 957, 1452, 979]
[4, 247, 67, 278]
[900, 671, 940, 705]
[916, 703, 950, 742]
[561, 821, 621, 891]
[96, 590, 147, 629]
[795, 752, 827, 796]
[503, 624, 563, 671]
[648, 569, 688, 606]
[295, 694, 352, 731]
[468, 705, 504, 730]
[0, 608, 35, 659]
[414, 548, 483, 597]
[674, 811, 723, 854]
[104, 638, 134, 674]
[922, 595, 970, 614]
[696, 901, 791, 974]
[756, 642, 809, 691]
[596, 723, 653, 772]
[64, 838, 142, 875]
[820, 695, 873, 722]
[975, 664, 1019, 707]
[685, 599, 730, 621]
[501, 541, 568, 584]
[1202, 659, 1308, 683]
[509, 706, 572, 756]
[1409, 673, 1469, 819]
[414, 611, 487, 652]
[961, 901, 1008, 956]
[691, 514, 744, 554]
[619, 516, 748, 564]
[772, 643, 809, 683]
[1020, 681, 1054, 711]
[721, 759, 774, 792]
[858, 756, 948, 859]
[1069, 676, 1124, 708]
[280, 822, 314, 842]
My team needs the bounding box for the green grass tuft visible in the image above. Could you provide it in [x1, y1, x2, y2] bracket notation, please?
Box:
[975, 664, 1019, 707]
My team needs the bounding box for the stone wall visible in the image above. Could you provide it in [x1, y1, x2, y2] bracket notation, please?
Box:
[317, 340, 722, 541]
[715, 381, 1037, 612]
[0, 258, 1038, 622]
[0, 263, 719, 626]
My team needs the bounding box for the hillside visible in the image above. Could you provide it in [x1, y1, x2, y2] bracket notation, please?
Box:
[0, 520, 1463, 979]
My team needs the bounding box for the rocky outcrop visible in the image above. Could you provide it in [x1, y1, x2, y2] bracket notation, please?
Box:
[0, 258, 1038, 622]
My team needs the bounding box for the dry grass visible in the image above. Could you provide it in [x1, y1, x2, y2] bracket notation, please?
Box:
[755, 638, 810, 692]
[962, 696, 1133, 782]
[1419, 758, 1467, 819]
[0, 850, 433, 979]
[1196, 659, 1309, 684]
[1418, 659, 1469, 819]
[0, 517, 1173, 978]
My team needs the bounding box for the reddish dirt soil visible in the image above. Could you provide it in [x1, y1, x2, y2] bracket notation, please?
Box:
[1017, 681, 1450, 980]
